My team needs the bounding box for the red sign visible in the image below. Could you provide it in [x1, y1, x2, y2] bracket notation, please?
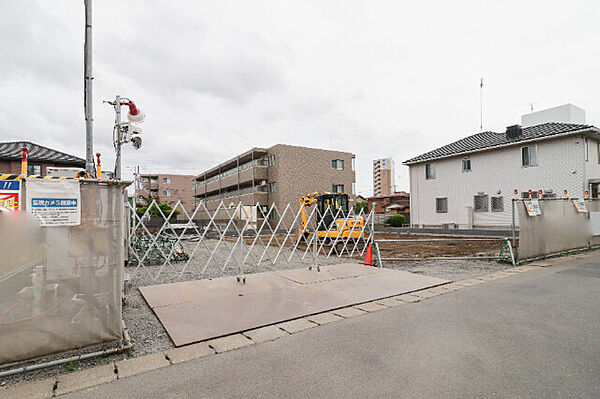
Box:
[0, 192, 19, 211]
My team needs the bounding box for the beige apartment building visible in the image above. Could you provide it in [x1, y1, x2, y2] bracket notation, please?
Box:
[194, 144, 356, 215]
[138, 173, 196, 213]
[373, 158, 395, 196]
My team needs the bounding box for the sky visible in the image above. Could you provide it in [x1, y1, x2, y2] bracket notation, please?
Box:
[1, 1, 599, 197]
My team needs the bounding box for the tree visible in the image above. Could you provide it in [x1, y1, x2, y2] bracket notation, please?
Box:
[354, 200, 369, 214]
[136, 194, 179, 218]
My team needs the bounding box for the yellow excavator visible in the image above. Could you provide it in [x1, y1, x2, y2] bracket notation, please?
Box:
[298, 192, 365, 249]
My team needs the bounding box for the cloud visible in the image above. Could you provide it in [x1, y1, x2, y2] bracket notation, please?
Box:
[0, 0, 599, 198]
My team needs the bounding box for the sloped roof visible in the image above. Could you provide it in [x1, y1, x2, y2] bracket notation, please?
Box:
[368, 192, 410, 200]
[403, 122, 597, 165]
[385, 203, 409, 210]
[0, 141, 85, 166]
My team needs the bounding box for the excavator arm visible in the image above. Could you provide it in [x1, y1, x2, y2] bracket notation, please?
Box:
[299, 192, 319, 235]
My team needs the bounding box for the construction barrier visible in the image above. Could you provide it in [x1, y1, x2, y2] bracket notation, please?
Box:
[127, 200, 375, 282]
[516, 198, 600, 260]
[0, 178, 129, 365]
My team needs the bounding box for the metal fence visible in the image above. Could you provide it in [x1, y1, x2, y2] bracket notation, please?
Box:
[127, 200, 375, 282]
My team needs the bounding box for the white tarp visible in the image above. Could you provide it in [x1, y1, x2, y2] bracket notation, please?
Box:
[26, 179, 81, 226]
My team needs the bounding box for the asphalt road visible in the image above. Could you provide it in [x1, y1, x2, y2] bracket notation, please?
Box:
[64, 257, 600, 398]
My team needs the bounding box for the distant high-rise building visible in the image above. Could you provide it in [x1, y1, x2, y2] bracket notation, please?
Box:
[373, 158, 395, 196]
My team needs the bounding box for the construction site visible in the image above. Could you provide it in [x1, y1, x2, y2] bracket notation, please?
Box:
[1, 2, 599, 398]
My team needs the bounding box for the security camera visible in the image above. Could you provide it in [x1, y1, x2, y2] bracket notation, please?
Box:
[131, 134, 142, 150]
[127, 123, 143, 137]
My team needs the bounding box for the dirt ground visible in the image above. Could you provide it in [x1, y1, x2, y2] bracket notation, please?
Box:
[374, 233, 511, 259]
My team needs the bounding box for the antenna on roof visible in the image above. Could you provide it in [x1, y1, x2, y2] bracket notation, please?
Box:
[479, 77, 483, 132]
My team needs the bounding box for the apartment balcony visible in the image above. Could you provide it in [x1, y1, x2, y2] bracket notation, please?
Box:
[204, 179, 221, 194]
[217, 173, 238, 190]
[194, 184, 206, 196]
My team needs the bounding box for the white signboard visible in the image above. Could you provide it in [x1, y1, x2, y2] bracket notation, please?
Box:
[26, 179, 81, 226]
[572, 199, 587, 213]
[524, 200, 541, 216]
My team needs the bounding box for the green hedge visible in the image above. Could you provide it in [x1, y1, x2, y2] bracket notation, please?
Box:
[389, 214, 406, 227]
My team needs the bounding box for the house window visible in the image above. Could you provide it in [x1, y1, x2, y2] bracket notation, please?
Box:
[162, 177, 171, 184]
[352, 182, 356, 194]
[266, 155, 275, 167]
[162, 190, 171, 197]
[474, 194, 488, 212]
[27, 164, 41, 175]
[522, 145, 537, 167]
[491, 197, 504, 212]
[268, 182, 276, 193]
[585, 138, 589, 162]
[332, 159, 344, 170]
[351, 158, 355, 171]
[521, 191, 539, 199]
[462, 158, 471, 172]
[597, 142, 600, 164]
[542, 192, 557, 199]
[436, 197, 448, 213]
[425, 163, 435, 179]
[332, 184, 344, 193]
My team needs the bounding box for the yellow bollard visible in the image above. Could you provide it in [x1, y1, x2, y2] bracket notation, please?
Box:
[96, 153, 102, 179]
[20, 147, 28, 176]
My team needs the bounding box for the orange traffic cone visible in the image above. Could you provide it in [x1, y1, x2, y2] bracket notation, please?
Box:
[364, 242, 373, 266]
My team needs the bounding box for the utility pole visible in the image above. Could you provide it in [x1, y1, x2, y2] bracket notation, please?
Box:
[479, 77, 483, 132]
[113, 94, 122, 179]
[84, 0, 95, 176]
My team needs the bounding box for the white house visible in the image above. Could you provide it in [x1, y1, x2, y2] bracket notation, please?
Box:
[403, 104, 600, 228]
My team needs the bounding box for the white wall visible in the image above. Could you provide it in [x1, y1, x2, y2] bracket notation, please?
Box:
[409, 135, 586, 227]
[521, 104, 586, 128]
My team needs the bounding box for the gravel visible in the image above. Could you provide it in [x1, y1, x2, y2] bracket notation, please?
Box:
[382, 259, 513, 281]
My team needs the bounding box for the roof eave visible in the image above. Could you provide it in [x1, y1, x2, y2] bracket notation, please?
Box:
[402, 127, 600, 166]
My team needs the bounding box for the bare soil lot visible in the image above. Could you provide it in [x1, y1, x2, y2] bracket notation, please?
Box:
[374, 233, 509, 259]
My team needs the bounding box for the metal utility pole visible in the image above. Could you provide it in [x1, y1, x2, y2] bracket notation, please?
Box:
[113, 94, 122, 179]
[84, 0, 95, 176]
[479, 77, 483, 132]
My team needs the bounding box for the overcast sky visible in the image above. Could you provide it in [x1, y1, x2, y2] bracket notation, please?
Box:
[1, 1, 599, 196]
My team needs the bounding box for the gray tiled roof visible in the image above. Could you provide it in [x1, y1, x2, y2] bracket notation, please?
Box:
[0, 141, 85, 166]
[403, 122, 597, 164]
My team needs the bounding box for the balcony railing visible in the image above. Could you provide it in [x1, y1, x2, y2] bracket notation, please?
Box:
[203, 185, 268, 202]
[199, 158, 268, 185]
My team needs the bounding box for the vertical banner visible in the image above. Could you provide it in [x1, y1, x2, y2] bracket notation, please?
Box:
[26, 179, 81, 226]
[0, 179, 20, 211]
